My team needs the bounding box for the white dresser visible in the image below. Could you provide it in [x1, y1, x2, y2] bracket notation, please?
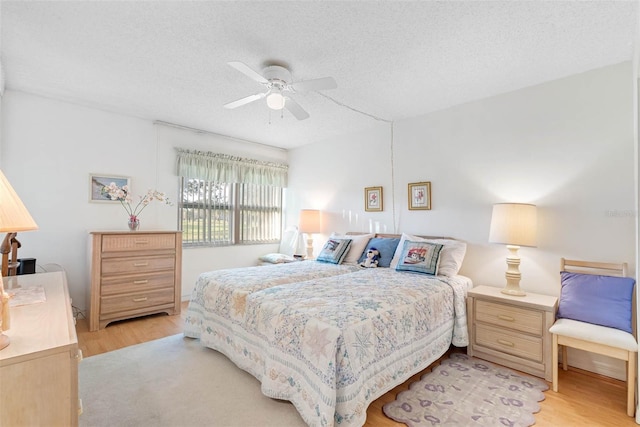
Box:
[0, 271, 81, 426]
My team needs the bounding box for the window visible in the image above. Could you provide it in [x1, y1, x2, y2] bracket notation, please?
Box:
[180, 179, 233, 245]
[176, 149, 288, 247]
[179, 178, 283, 246]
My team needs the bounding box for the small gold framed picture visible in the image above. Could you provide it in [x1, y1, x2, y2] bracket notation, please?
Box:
[364, 186, 383, 212]
[408, 182, 431, 210]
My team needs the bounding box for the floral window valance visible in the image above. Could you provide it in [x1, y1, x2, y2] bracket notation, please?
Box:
[175, 149, 288, 187]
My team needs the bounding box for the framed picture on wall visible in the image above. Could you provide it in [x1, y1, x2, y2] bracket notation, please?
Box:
[89, 174, 130, 202]
[408, 181, 431, 210]
[364, 186, 383, 212]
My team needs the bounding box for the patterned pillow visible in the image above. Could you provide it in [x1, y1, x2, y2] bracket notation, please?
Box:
[316, 238, 352, 264]
[395, 240, 443, 275]
[390, 233, 466, 276]
[330, 233, 374, 264]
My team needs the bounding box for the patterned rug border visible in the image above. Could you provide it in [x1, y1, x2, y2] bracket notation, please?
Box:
[382, 353, 548, 427]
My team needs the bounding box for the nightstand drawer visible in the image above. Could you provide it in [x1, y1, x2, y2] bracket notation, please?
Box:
[475, 323, 543, 363]
[476, 300, 543, 336]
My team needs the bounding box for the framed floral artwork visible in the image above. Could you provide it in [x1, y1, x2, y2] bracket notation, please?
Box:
[364, 186, 383, 212]
[89, 174, 130, 202]
[408, 181, 431, 210]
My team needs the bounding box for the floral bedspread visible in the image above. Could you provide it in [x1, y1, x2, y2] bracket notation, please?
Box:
[184, 261, 361, 337]
[185, 266, 471, 427]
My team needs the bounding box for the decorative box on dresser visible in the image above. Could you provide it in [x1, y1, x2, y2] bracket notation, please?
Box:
[0, 271, 81, 426]
[88, 230, 182, 332]
[467, 285, 558, 381]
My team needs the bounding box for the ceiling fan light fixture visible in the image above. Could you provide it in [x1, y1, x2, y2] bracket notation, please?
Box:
[266, 92, 285, 110]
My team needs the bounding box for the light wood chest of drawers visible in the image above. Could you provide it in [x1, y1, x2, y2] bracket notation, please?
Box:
[467, 285, 558, 381]
[88, 231, 182, 331]
[1, 272, 81, 426]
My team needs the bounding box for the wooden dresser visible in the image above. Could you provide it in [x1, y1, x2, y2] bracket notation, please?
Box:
[88, 230, 182, 331]
[467, 285, 558, 381]
[0, 271, 81, 426]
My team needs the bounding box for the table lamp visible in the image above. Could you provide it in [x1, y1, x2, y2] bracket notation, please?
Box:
[298, 209, 321, 259]
[489, 203, 537, 296]
[0, 170, 39, 349]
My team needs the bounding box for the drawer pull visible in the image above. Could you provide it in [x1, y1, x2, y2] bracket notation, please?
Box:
[497, 314, 515, 322]
[497, 339, 515, 347]
[133, 297, 148, 302]
[133, 280, 149, 284]
[134, 239, 149, 244]
[133, 262, 149, 267]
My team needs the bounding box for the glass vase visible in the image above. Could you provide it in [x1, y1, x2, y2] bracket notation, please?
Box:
[128, 216, 140, 231]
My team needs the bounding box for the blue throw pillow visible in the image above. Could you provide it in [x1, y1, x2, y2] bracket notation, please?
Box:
[357, 237, 400, 268]
[395, 240, 443, 275]
[557, 271, 636, 333]
[316, 238, 352, 264]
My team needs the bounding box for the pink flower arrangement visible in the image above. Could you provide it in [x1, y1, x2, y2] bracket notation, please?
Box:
[102, 183, 172, 221]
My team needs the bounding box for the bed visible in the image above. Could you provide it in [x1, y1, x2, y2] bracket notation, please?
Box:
[184, 233, 471, 427]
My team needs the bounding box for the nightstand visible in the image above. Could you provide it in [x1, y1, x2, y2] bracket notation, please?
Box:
[467, 285, 558, 381]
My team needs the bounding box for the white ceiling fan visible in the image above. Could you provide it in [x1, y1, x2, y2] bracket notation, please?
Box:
[224, 61, 337, 120]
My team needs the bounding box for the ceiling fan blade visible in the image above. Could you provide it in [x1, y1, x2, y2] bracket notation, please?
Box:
[224, 92, 266, 109]
[290, 77, 337, 92]
[284, 97, 310, 120]
[227, 61, 269, 85]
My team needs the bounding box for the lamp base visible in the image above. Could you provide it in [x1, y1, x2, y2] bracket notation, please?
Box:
[0, 333, 9, 350]
[305, 236, 314, 259]
[501, 245, 526, 297]
[501, 287, 527, 297]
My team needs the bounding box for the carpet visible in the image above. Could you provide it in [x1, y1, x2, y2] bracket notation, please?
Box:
[382, 353, 548, 427]
[79, 334, 306, 427]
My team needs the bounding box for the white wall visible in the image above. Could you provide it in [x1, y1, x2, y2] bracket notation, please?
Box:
[287, 61, 635, 378]
[0, 92, 286, 313]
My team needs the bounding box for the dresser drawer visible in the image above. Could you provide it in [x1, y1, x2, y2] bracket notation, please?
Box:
[475, 323, 543, 363]
[101, 255, 175, 275]
[101, 234, 176, 252]
[100, 288, 175, 315]
[475, 300, 543, 336]
[101, 271, 175, 296]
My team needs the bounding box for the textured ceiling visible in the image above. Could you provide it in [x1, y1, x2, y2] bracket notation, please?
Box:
[1, 1, 638, 150]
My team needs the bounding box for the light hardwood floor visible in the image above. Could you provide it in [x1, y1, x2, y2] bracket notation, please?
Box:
[77, 302, 637, 426]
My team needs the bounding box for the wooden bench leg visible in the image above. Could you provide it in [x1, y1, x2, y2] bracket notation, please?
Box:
[562, 345, 568, 371]
[552, 333, 559, 392]
[627, 351, 636, 417]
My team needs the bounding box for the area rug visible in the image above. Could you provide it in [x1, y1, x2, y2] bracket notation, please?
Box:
[79, 334, 306, 427]
[383, 353, 548, 427]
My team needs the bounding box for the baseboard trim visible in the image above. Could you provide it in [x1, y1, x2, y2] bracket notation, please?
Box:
[562, 347, 626, 381]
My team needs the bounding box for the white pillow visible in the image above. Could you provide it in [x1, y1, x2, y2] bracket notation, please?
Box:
[390, 233, 466, 276]
[330, 232, 374, 264]
[258, 253, 297, 264]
